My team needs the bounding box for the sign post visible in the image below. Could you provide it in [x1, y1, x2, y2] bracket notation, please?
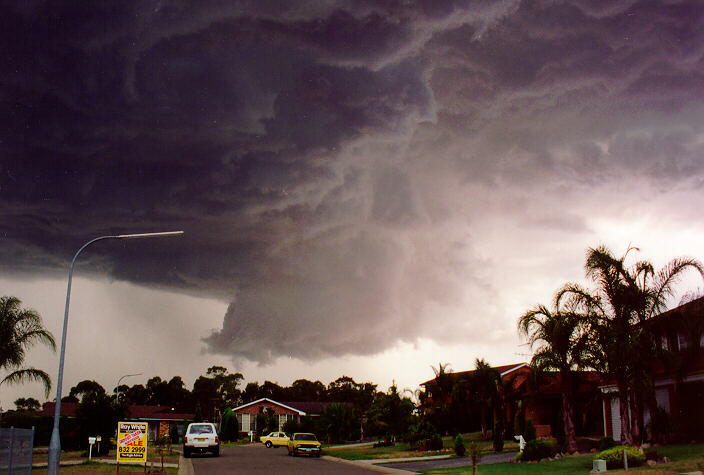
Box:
[117, 421, 148, 469]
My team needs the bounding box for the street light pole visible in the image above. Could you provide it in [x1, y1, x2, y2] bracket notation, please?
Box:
[47, 231, 183, 475]
[116, 372, 143, 405]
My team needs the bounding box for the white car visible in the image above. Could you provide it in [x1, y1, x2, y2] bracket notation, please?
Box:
[183, 422, 220, 457]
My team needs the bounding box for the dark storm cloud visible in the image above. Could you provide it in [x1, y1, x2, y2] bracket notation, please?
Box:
[2, 1, 704, 364]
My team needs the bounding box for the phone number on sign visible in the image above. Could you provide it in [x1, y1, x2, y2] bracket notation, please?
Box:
[119, 446, 146, 454]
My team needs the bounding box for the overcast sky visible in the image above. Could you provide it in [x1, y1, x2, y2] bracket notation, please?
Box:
[2, 0, 704, 409]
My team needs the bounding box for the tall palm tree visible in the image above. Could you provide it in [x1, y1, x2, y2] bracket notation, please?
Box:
[564, 245, 703, 445]
[518, 293, 592, 453]
[429, 362, 454, 433]
[472, 358, 500, 440]
[0, 296, 56, 396]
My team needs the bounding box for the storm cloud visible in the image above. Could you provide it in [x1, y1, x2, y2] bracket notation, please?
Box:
[2, 1, 704, 365]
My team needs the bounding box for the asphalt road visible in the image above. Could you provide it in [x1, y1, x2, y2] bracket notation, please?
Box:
[189, 444, 380, 474]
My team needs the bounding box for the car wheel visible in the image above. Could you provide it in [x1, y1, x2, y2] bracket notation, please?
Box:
[288, 448, 292, 456]
[183, 448, 190, 458]
[315, 453, 321, 458]
[265, 441, 272, 448]
[213, 447, 220, 457]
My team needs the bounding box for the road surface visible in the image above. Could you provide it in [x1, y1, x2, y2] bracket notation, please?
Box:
[189, 444, 382, 474]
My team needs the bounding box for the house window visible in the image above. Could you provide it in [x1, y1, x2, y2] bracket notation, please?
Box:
[240, 413, 251, 432]
[678, 333, 688, 351]
[279, 414, 294, 431]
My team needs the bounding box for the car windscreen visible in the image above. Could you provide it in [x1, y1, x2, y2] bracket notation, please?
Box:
[189, 425, 213, 434]
[295, 434, 316, 441]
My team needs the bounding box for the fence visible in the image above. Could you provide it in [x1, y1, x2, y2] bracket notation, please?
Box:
[0, 427, 34, 475]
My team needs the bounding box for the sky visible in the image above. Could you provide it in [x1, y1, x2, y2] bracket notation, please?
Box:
[2, 0, 704, 409]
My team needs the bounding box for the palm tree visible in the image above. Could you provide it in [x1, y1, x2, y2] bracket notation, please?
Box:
[429, 362, 454, 433]
[0, 296, 56, 396]
[472, 358, 500, 440]
[518, 293, 592, 453]
[564, 245, 704, 445]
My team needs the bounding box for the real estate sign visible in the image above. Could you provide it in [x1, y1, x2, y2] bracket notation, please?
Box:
[117, 421, 148, 463]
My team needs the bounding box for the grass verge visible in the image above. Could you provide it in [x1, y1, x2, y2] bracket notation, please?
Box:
[324, 432, 518, 461]
[419, 443, 704, 474]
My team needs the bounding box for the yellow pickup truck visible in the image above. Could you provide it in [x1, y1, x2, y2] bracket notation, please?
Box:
[259, 431, 289, 448]
[287, 433, 321, 457]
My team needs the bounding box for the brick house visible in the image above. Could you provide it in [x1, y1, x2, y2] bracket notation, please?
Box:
[230, 398, 332, 435]
[39, 402, 193, 441]
[421, 362, 603, 439]
[600, 296, 704, 441]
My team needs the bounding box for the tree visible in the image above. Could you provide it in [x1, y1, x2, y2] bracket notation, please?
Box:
[192, 366, 244, 422]
[0, 296, 56, 396]
[518, 294, 592, 453]
[426, 363, 454, 434]
[14, 397, 41, 411]
[565, 245, 704, 445]
[472, 358, 500, 440]
[366, 385, 415, 441]
[320, 402, 358, 443]
[69, 380, 106, 403]
[289, 379, 326, 401]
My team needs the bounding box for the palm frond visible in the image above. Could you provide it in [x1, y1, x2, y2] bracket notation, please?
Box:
[2, 368, 52, 397]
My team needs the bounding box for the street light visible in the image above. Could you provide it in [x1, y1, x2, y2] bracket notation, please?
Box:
[47, 231, 184, 474]
[115, 372, 143, 404]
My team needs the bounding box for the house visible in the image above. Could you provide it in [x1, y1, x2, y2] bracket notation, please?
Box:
[125, 405, 193, 441]
[600, 296, 704, 442]
[421, 362, 603, 439]
[39, 402, 193, 441]
[230, 398, 333, 435]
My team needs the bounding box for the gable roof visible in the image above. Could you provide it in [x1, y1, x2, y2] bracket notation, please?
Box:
[231, 398, 307, 415]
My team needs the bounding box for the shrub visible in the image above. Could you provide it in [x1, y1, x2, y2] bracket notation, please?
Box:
[454, 434, 466, 456]
[169, 424, 180, 444]
[524, 419, 537, 442]
[595, 445, 645, 469]
[493, 422, 504, 452]
[598, 436, 616, 452]
[428, 433, 444, 451]
[520, 439, 556, 462]
[283, 418, 300, 434]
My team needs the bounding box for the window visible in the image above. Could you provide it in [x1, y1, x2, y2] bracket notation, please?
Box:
[678, 333, 688, 351]
[279, 414, 294, 431]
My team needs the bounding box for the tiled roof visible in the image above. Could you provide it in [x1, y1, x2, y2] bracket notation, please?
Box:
[127, 405, 193, 421]
[281, 401, 338, 415]
[40, 402, 79, 417]
[38, 402, 193, 421]
[420, 362, 527, 386]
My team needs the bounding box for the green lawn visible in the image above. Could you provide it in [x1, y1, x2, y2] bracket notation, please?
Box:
[324, 432, 518, 461]
[420, 453, 594, 474]
[419, 443, 704, 474]
[32, 462, 178, 474]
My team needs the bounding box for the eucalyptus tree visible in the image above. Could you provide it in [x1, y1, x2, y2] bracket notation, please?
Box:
[518, 293, 593, 453]
[563, 245, 704, 445]
[0, 296, 56, 396]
